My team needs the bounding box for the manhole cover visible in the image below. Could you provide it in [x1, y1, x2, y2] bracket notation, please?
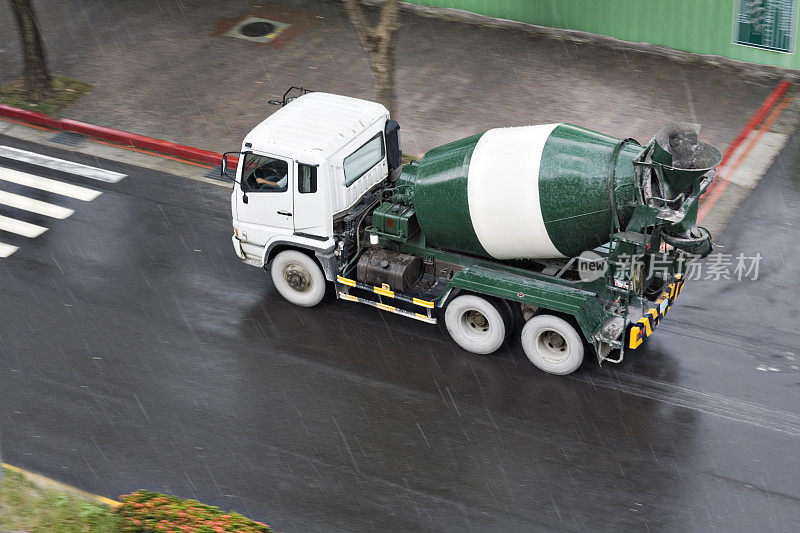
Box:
[223, 16, 291, 44]
[213, 6, 315, 49]
[240, 21, 275, 37]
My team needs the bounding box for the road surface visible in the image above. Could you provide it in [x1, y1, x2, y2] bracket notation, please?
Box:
[0, 133, 798, 531]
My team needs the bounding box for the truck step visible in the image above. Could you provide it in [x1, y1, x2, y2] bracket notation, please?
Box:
[242, 256, 264, 268]
[336, 276, 435, 309]
[337, 292, 437, 324]
[336, 275, 437, 324]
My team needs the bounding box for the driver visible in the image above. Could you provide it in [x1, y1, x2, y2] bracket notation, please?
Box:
[255, 174, 287, 189]
[245, 158, 288, 190]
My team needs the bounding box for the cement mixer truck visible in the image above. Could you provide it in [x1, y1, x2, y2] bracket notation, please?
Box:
[224, 89, 721, 375]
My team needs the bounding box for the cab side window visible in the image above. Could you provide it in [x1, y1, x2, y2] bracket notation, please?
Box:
[343, 132, 385, 187]
[242, 153, 289, 193]
[298, 163, 317, 194]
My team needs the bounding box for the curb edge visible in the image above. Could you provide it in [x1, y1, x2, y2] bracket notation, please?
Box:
[698, 79, 792, 222]
[1, 462, 121, 507]
[0, 104, 230, 167]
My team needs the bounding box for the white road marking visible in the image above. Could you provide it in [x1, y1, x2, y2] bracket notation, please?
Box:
[726, 130, 789, 189]
[0, 145, 127, 183]
[0, 190, 74, 219]
[0, 242, 19, 257]
[0, 214, 47, 238]
[0, 167, 101, 201]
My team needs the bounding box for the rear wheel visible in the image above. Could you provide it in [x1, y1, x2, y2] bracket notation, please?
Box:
[270, 250, 326, 307]
[521, 314, 584, 375]
[444, 295, 506, 355]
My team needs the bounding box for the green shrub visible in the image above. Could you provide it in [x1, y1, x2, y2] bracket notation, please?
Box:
[117, 490, 274, 532]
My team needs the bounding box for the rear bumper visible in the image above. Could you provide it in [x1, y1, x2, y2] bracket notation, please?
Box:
[627, 274, 685, 350]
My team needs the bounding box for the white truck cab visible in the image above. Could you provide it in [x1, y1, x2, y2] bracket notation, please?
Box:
[230, 92, 395, 275]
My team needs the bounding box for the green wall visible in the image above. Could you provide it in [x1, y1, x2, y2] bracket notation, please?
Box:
[407, 0, 800, 69]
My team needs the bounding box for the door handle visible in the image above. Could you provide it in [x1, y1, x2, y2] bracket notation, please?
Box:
[277, 211, 292, 217]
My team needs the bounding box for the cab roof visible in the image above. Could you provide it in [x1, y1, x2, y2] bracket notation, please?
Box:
[243, 92, 388, 163]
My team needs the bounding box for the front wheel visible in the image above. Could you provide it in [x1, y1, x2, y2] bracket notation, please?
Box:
[444, 295, 507, 355]
[520, 314, 584, 375]
[270, 250, 326, 307]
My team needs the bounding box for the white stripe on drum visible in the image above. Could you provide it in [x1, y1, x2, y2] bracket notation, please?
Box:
[467, 124, 565, 259]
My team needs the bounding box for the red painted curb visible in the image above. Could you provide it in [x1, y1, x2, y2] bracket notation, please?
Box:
[720, 80, 791, 168]
[0, 104, 237, 167]
[698, 79, 792, 221]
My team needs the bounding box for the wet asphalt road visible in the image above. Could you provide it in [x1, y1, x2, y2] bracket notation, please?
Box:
[0, 133, 798, 532]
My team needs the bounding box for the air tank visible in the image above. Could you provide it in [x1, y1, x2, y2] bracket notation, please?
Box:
[396, 122, 720, 260]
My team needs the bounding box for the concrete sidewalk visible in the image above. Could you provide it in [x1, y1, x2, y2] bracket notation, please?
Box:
[0, 0, 780, 156]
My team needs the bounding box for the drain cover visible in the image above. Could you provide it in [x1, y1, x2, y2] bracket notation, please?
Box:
[240, 21, 275, 37]
[49, 132, 85, 147]
[224, 16, 290, 44]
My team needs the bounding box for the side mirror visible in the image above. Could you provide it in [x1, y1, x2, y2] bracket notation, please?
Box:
[220, 151, 239, 181]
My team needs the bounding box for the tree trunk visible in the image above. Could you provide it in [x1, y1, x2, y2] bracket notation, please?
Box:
[367, 28, 395, 117]
[9, 0, 52, 101]
[342, 0, 400, 117]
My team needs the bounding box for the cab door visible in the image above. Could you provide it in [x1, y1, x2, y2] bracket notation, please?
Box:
[235, 151, 294, 246]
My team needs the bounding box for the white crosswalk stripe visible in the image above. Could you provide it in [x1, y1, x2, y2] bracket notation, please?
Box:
[0, 145, 127, 183]
[0, 150, 110, 258]
[0, 190, 74, 219]
[0, 242, 19, 258]
[0, 167, 101, 201]
[0, 214, 48, 238]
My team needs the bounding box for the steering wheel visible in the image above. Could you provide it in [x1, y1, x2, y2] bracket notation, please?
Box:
[246, 162, 285, 190]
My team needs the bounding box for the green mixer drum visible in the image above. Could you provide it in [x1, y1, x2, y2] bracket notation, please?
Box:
[411, 123, 643, 259]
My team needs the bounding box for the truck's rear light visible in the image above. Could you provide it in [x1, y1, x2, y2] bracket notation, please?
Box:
[234, 228, 238, 237]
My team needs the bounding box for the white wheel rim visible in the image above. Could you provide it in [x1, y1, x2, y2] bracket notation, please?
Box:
[283, 263, 313, 293]
[535, 329, 570, 363]
[460, 309, 491, 341]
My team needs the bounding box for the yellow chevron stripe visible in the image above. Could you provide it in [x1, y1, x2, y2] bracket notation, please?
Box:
[629, 325, 644, 349]
[339, 293, 359, 302]
[376, 302, 396, 313]
[412, 297, 435, 308]
[374, 287, 394, 298]
[640, 316, 652, 336]
[336, 275, 356, 287]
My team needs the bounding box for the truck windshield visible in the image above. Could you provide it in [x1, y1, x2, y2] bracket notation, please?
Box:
[242, 153, 289, 192]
